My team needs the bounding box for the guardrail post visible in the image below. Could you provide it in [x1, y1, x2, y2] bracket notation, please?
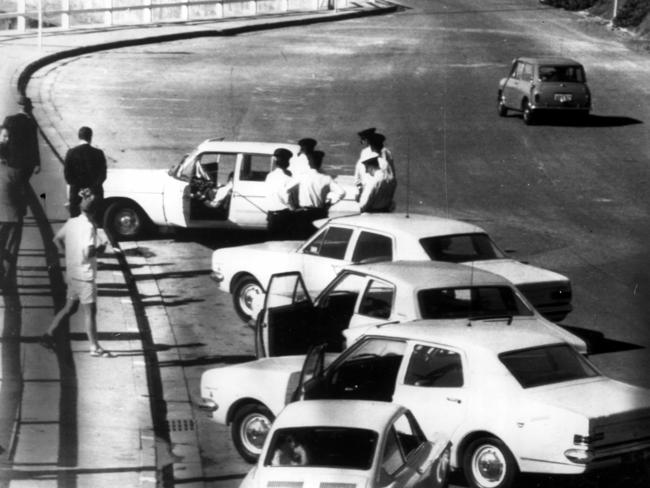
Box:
[61, 0, 70, 28]
[280, 0, 288, 13]
[17, 0, 26, 32]
[143, 0, 152, 23]
[251, 0, 257, 16]
[216, 1, 223, 18]
[104, 0, 113, 26]
[181, 0, 189, 21]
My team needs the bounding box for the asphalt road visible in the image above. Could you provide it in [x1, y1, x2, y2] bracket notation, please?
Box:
[29, 0, 650, 485]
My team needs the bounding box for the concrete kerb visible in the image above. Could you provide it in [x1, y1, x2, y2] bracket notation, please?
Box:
[7, 3, 400, 486]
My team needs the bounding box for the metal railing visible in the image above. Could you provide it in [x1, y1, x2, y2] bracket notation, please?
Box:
[0, 0, 350, 33]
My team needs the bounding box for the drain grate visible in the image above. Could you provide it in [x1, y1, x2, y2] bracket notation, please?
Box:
[167, 418, 196, 432]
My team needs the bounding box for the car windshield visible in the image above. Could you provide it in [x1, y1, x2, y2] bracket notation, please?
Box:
[499, 344, 599, 388]
[264, 426, 378, 470]
[419, 233, 504, 263]
[418, 286, 533, 319]
[538, 65, 585, 83]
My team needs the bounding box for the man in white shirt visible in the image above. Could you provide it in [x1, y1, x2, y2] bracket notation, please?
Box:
[295, 150, 346, 238]
[265, 148, 297, 239]
[290, 137, 317, 176]
[41, 190, 113, 357]
[353, 127, 378, 199]
[358, 157, 395, 213]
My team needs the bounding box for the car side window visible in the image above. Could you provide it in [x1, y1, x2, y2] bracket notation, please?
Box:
[514, 62, 525, 80]
[521, 63, 533, 82]
[351, 231, 393, 263]
[240, 154, 271, 182]
[303, 226, 354, 259]
[404, 344, 463, 388]
[358, 279, 395, 319]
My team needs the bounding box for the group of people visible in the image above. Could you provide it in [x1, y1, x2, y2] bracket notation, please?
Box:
[40, 124, 111, 357]
[264, 128, 397, 240]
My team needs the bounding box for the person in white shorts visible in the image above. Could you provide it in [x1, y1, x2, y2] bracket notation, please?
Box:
[41, 189, 112, 357]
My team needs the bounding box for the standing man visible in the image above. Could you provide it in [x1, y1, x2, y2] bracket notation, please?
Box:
[295, 150, 345, 238]
[0, 126, 26, 288]
[265, 148, 298, 240]
[353, 127, 377, 200]
[40, 189, 113, 357]
[290, 137, 317, 176]
[368, 132, 396, 182]
[2, 95, 41, 185]
[64, 126, 107, 218]
[358, 157, 394, 213]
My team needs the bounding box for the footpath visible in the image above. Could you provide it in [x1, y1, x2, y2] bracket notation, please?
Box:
[0, 2, 399, 487]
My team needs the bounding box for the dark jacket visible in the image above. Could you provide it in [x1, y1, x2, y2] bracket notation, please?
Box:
[2, 113, 40, 176]
[64, 143, 107, 192]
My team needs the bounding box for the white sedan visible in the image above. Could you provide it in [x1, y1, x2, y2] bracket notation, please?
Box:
[200, 321, 650, 488]
[100, 139, 358, 239]
[240, 400, 451, 488]
[210, 213, 573, 322]
[256, 260, 587, 357]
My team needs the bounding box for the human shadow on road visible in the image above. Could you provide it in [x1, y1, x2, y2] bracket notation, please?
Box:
[559, 325, 644, 355]
[133, 269, 212, 281]
[158, 354, 256, 368]
[140, 297, 205, 308]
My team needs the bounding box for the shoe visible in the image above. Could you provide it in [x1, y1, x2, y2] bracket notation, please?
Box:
[39, 334, 55, 351]
[89, 347, 114, 358]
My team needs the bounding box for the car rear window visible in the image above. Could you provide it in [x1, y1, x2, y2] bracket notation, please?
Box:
[418, 286, 533, 319]
[499, 344, 599, 388]
[265, 427, 378, 470]
[419, 233, 504, 263]
[539, 65, 585, 83]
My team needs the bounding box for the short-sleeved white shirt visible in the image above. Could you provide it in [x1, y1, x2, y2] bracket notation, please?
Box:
[56, 213, 98, 281]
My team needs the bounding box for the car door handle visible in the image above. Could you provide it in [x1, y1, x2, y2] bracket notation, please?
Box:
[446, 397, 462, 404]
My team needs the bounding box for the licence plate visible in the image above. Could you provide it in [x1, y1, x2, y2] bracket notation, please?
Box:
[554, 93, 572, 103]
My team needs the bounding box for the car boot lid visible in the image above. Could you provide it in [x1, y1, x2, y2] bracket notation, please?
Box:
[467, 259, 568, 285]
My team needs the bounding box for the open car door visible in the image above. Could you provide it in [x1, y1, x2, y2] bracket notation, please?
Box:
[259, 272, 319, 357]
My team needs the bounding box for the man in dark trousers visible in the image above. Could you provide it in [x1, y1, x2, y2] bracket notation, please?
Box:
[2, 95, 41, 184]
[64, 126, 107, 218]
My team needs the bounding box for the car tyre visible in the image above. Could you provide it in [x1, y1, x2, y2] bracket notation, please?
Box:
[522, 100, 535, 125]
[231, 403, 274, 463]
[463, 436, 518, 488]
[497, 92, 508, 117]
[233, 275, 263, 322]
[102, 200, 146, 241]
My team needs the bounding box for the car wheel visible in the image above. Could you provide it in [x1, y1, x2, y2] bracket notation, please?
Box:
[233, 275, 263, 322]
[522, 100, 535, 125]
[497, 92, 508, 117]
[103, 201, 145, 240]
[231, 403, 274, 463]
[463, 437, 518, 488]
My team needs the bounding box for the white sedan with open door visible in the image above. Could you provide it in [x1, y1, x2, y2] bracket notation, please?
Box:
[240, 400, 451, 488]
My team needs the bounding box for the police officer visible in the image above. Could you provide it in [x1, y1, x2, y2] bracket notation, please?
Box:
[265, 148, 297, 239]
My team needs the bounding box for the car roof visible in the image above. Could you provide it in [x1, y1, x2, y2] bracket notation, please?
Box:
[196, 139, 301, 155]
[343, 260, 511, 288]
[367, 319, 561, 354]
[273, 400, 404, 431]
[517, 57, 583, 67]
[323, 213, 486, 238]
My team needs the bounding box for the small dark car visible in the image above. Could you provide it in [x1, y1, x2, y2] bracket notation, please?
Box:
[498, 57, 591, 124]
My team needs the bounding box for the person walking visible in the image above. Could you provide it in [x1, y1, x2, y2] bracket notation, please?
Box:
[64, 126, 107, 218]
[358, 156, 395, 213]
[2, 95, 41, 184]
[265, 148, 298, 239]
[40, 189, 113, 357]
[290, 137, 317, 176]
[0, 126, 26, 288]
[295, 150, 345, 238]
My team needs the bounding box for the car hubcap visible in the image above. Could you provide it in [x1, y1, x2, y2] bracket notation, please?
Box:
[472, 444, 506, 487]
[115, 209, 139, 236]
[240, 413, 271, 454]
[239, 283, 262, 317]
